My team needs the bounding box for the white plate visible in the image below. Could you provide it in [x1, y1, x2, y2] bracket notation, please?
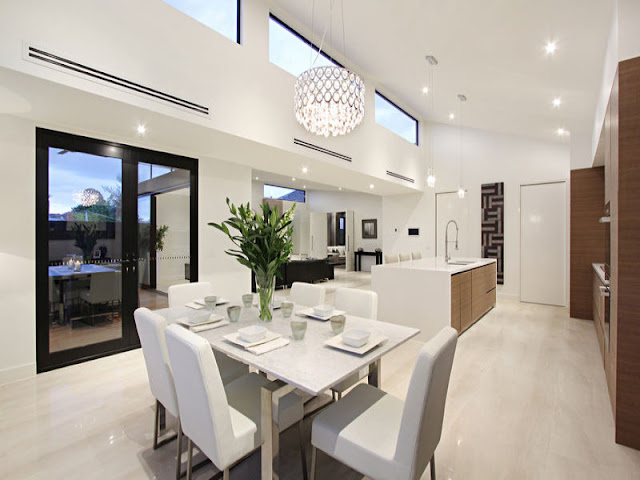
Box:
[178, 313, 224, 327]
[324, 333, 388, 355]
[194, 297, 229, 307]
[297, 307, 346, 321]
[224, 330, 282, 349]
[253, 298, 283, 309]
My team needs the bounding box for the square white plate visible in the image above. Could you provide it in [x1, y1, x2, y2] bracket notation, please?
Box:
[178, 313, 225, 327]
[324, 333, 388, 355]
[224, 330, 282, 349]
[297, 307, 346, 321]
[253, 298, 283, 309]
[194, 297, 230, 307]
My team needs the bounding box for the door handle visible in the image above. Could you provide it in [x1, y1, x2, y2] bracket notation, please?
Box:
[599, 285, 610, 297]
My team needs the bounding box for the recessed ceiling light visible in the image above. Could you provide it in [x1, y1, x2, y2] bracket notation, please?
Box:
[302, 167, 308, 173]
[556, 127, 570, 136]
[545, 41, 557, 55]
[339, 187, 342, 191]
[292, 177, 296, 181]
[449, 113, 455, 120]
[552, 97, 562, 108]
[303, 185, 307, 189]
[422, 86, 429, 94]
[255, 176, 259, 180]
[369, 184, 375, 189]
[136, 124, 146, 135]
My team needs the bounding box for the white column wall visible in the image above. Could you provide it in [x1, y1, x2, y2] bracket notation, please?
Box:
[0, 115, 36, 384]
[383, 124, 570, 299]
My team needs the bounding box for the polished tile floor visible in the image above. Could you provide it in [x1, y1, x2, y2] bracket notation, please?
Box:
[2, 274, 639, 479]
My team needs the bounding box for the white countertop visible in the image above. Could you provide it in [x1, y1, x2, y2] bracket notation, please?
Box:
[592, 263, 609, 286]
[372, 257, 496, 275]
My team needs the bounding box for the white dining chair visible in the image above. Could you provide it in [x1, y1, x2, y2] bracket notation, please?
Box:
[310, 327, 458, 480]
[167, 281, 213, 307]
[134, 308, 183, 479]
[384, 254, 399, 264]
[411, 251, 422, 260]
[289, 281, 326, 307]
[164, 324, 308, 480]
[330, 288, 379, 399]
[80, 270, 118, 324]
[399, 252, 411, 262]
[167, 282, 248, 385]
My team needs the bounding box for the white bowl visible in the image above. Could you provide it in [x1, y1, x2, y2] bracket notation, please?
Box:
[238, 325, 267, 343]
[342, 329, 371, 348]
[313, 304, 334, 317]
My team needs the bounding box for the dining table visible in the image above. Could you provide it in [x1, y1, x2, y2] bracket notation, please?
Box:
[154, 299, 420, 480]
[48, 263, 120, 325]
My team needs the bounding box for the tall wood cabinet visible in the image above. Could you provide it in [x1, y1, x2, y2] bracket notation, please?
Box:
[594, 56, 640, 450]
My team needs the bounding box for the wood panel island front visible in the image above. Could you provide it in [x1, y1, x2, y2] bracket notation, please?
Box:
[371, 258, 497, 341]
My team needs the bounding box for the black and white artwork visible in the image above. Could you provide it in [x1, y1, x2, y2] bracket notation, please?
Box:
[362, 219, 377, 239]
[481, 182, 504, 284]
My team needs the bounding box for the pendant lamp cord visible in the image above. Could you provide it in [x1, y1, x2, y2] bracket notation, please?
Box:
[311, 0, 337, 68]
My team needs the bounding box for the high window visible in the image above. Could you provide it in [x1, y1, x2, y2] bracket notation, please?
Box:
[162, 0, 241, 43]
[264, 184, 306, 203]
[375, 92, 419, 145]
[269, 14, 338, 77]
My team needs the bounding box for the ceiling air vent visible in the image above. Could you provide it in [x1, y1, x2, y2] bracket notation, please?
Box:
[25, 45, 209, 116]
[386, 170, 415, 184]
[293, 138, 352, 162]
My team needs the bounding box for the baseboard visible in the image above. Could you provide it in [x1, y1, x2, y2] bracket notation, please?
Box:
[0, 362, 36, 386]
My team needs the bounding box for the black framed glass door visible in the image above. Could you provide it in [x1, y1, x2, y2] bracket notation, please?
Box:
[36, 129, 198, 372]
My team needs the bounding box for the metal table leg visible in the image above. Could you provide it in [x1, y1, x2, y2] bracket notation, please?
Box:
[368, 359, 381, 388]
[261, 380, 296, 480]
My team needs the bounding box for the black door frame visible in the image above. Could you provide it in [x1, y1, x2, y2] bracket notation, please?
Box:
[35, 128, 198, 372]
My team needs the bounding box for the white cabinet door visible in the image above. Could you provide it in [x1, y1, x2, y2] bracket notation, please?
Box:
[309, 212, 328, 259]
[520, 182, 567, 306]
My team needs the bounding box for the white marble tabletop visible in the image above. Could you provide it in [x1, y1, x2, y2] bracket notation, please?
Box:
[155, 303, 420, 396]
[48, 264, 119, 277]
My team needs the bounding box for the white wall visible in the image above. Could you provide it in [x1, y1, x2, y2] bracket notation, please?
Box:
[198, 158, 252, 300]
[307, 190, 383, 271]
[0, 114, 36, 384]
[0, 0, 424, 194]
[383, 124, 570, 299]
[156, 188, 190, 292]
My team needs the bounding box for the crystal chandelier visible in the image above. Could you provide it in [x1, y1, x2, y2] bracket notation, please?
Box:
[294, 66, 365, 137]
[294, 0, 364, 137]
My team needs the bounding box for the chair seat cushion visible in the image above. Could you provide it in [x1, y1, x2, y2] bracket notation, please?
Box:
[225, 373, 304, 447]
[312, 384, 409, 480]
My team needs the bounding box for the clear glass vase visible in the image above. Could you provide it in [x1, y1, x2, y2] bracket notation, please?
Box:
[255, 272, 276, 322]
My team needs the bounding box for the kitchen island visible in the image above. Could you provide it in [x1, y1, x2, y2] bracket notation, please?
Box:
[371, 257, 497, 341]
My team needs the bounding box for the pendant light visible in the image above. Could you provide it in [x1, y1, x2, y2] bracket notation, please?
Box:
[425, 55, 438, 188]
[294, 0, 365, 137]
[457, 94, 467, 199]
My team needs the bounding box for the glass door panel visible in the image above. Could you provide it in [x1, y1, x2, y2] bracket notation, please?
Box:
[137, 162, 192, 310]
[47, 148, 123, 353]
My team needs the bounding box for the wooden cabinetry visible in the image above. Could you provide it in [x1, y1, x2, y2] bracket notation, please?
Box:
[451, 263, 496, 334]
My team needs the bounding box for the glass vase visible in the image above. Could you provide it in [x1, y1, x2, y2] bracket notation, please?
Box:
[255, 272, 276, 322]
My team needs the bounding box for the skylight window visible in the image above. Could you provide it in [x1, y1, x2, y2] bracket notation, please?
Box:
[269, 15, 338, 77]
[264, 184, 306, 203]
[375, 92, 419, 145]
[162, 0, 240, 43]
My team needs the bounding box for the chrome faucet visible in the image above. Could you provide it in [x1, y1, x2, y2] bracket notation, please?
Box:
[445, 220, 459, 263]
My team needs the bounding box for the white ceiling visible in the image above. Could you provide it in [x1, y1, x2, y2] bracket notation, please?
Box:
[253, 168, 346, 193]
[270, 0, 614, 150]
